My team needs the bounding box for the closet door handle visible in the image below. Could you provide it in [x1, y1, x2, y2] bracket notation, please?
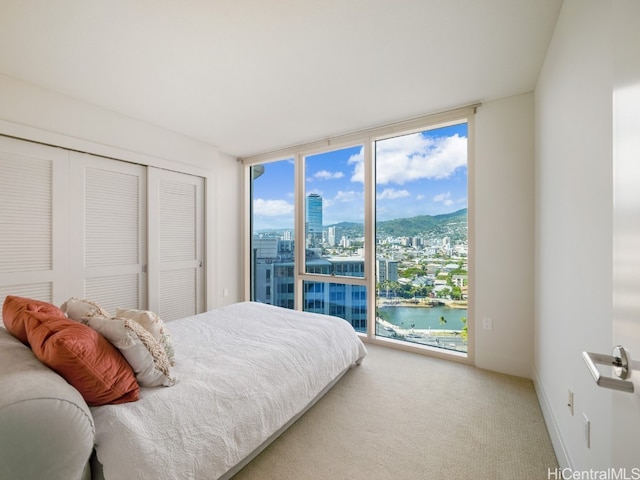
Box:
[582, 346, 634, 393]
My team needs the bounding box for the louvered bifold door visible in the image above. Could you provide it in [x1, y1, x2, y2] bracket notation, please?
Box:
[148, 168, 204, 321]
[0, 136, 69, 315]
[69, 153, 147, 315]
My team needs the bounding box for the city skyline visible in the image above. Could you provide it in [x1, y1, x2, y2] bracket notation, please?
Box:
[252, 123, 468, 231]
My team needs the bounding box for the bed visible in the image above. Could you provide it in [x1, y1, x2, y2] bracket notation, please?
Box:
[0, 299, 367, 480]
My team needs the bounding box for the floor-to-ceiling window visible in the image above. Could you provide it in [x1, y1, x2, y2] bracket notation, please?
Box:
[246, 107, 473, 358]
[374, 123, 468, 353]
[249, 159, 295, 309]
[301, 145, 367, 332]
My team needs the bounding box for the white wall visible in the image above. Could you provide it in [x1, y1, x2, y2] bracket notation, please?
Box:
[0, 74, 218, 171]
[0, 74, 242, 311]
[211, 151, 243, 308]
[474, 93, 535, 378]
[534, 0, 613, 470]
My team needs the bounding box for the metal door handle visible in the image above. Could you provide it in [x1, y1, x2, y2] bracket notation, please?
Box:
[582, 346, 634, 393]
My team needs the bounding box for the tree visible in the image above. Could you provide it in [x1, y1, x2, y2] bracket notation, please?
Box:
[437, 287, 451, 299]
[451, 285, 462, 300]
[401, 266, 426, 278]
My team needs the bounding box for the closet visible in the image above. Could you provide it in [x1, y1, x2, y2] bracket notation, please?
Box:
[0, 136, 204, 321]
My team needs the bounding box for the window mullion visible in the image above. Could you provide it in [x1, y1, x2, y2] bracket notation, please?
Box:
[364, 139, 375, 340]
[294, 152, 305, 311]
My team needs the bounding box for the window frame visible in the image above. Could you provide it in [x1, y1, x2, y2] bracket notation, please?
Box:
[242, 106, 476, 364]
[294, 142, 370, 312]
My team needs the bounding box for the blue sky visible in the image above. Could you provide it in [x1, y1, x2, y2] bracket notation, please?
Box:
[252, 123, 467, 231]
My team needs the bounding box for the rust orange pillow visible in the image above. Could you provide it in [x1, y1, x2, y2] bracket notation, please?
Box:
[2, 295, 66, 345]
[23, 310, 139, 406]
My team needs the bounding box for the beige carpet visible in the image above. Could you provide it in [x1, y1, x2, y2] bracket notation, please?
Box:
[232, 343, 558, 480]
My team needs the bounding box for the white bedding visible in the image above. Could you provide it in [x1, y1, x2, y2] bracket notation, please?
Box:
[91, 302, 367, 480]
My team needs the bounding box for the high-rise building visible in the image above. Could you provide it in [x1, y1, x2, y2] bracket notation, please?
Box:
[306, 193, 323, 246]
[377, 259, 387, 284]
[251, 235, 367, 331]
[387, 260, 399, 282]
[327, 226, 336, 246]
[377, 259, 399, 284]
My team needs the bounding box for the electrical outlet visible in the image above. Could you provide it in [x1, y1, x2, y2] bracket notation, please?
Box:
[223, 288, 229, 297]
[567, 389, 574, 416]
[482, 317, 493, 330]
[583, 413, 590, 448]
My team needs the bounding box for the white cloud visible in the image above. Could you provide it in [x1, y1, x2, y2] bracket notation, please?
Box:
[350, 133, 467, 185]
[324, 190, 362, 209]
[253, 198, 294, 216]
[433, 192, 450, 202]
[432, 192, 467, 207]
[377, 188, 410, 200]
[433, 192, 454, 206]
[314, 170, 344, 181]
[348, 149, 365, 183]
[334, 190, 360, 203]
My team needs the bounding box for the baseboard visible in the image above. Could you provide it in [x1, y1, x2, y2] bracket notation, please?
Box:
[532, 364, 573, 471]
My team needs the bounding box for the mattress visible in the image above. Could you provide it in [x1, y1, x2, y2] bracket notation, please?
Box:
[90, 301, 367, 480]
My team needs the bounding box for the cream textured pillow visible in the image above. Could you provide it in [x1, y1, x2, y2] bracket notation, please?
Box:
[61, 298, 110, 322]
[86, 316, 176, 387]
[115, 308, 175, 365]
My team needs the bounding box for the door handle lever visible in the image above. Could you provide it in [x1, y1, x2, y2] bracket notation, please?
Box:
[582, 346, 634, 393]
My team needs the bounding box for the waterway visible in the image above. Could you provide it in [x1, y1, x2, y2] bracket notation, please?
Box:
[378, 305, 467, 331]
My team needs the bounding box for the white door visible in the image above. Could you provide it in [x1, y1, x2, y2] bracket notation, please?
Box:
[611, 0, 640, 468]
[147, 168, 204, 321]
[69, 152, 147, 314]
[0, 136, 69, 308]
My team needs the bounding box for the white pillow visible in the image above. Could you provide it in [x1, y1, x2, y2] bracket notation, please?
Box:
[86, 316, 176, 387]
[61, 298, 110, 322]
[115, 308, 175, 365]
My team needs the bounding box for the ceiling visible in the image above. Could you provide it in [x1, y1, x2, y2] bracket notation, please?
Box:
[0, 0, 562, 158]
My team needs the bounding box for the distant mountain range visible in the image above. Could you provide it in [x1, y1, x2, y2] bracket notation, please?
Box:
[256, 208, 468, 241]
[327, 208, 468, 239]
[375, 208, 467, 237]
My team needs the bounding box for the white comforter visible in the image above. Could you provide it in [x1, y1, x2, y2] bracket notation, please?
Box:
[91, 302, 367, 480]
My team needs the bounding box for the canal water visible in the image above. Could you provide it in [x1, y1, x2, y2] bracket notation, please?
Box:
[378, 305, 467, 331]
